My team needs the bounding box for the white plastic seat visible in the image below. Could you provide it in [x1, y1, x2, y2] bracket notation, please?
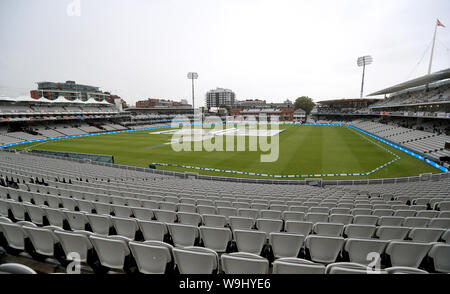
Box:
[271, 204, 288, 212]
[304, 235, 345, 264]
[45, 195, 61, 209]
[353, 215, 379, 226]
[23, 226, 59, 257]
[138, 220, 167, 241]
[442, 229, 450, 244]
[313, 222, 344, 237]
[153, 209, 177, 223]
[23, 203, 45, 225]
[93, 202, 112, 215]
[132, 207, 154, 221]
[54, 230, 93, 262]
[111, 216, 138, 240]
[199, 226, 232, 252]
[202, 214, 227, 228]
[272, 257, 325, 274]
[415, 210, 439, 218]
[0, 263, 36, 274]
[428, 218, 450, 229]
[76, 200, 94, 213]
[0, 222, 26, 250]
[285, 221, 313, 236]
[325, 262, 382, 274]
[403, 217, 430, 228]
[233, 202, 250, 209]
[237, 208, 259, 220]
[86, 214, 113, 236]
[372, 209, 394, 217]
[112, 205, 133, 218]
[89, 235, 131, 271]
[8, 201, 26, 221]
[289, 205, 308, 213]
[159, 202, 177, 212]
[305, 213, 328, 224]
[44, 207, 66, 228]
[197, 200, 214, 206]
[180, 198, 196, 205]
[177, 204, 196, 213]
[438, 211, 450, 218]
[256, 218, 283, 239]
[282, 211, 305, 222]
[164, 196, 179, 204]
[385, 241, 432, 268]
[427, 243, 450, 273]
[128, 240, 173, 274]
[376, 226, 410, 241]
[343, 224, 376, 239]
[215, 200, 232, 207]
[269, 232, 304, 258]
[234, 229, 266, 255]
[251, 203, 269, 210]
[173, 247, 219, 274]
[65, 211, 89, 231]
[217, 207, 237, 221]
[330, 208, 351, 215]
[167, 223, 199, 248]
[141, 200, 159, 209]
[437, 201, 450, 211]
[176, 212, 201, 226]
[221, 252, 269, 274]
[309, 207, 329, 214]
[394, 210, 416, 217]
[60, 197, 78, 211]
[378, 216, 404, 226]
[197, 205, 217, 215]
[408, 228, 445, 243]
[229, 216, 254, 231]
[259, 210, 282, 220]
[351, 208, 372, 216]
[126, 198, 142, 208]
[329, 214, 353, 225]
[344, 238, 389, 265]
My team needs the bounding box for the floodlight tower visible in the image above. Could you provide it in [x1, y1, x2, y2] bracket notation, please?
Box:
[357, 55, 373, 98]
[187, 72, 198, 113]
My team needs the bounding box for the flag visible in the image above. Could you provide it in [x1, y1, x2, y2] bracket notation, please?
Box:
[437, 19, 445, 27]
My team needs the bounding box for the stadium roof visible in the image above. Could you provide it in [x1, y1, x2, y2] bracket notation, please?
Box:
[317, 98, 382, 105]
[368, 68, 450, 96]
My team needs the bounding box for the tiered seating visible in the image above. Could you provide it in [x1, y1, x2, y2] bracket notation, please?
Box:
[0, 151, 448, 274]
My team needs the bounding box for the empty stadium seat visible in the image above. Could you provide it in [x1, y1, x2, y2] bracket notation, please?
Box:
[304, 235, 345, 264]
[272, 257, 325, 274]
[221, 252, 269, 274]
[128, 240, 173, 274]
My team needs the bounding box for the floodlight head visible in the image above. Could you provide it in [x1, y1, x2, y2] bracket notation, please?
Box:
[187, 72, 198, 79]
[357, 55, 373, 67]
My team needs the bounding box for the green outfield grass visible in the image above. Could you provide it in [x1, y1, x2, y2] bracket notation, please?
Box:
[10, 125, 440, 179]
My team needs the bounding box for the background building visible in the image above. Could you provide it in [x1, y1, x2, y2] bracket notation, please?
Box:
[30, 80, 111, 101]
[135, 98, 191, 108]
[206, 87, 236, 108]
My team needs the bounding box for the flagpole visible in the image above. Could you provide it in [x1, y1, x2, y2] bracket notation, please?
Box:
[427, 21, 438, 75]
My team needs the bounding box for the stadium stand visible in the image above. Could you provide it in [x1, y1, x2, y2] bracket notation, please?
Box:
[0, 150, 448, 274]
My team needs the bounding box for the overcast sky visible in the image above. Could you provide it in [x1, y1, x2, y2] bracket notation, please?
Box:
[0, 0, 449, 106]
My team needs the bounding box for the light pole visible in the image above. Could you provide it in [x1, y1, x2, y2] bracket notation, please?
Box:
[357, 55, 373, 98]
[187, 72, 198, 114]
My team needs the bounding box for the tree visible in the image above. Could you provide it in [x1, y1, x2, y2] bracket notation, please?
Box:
[294, 96, 315, 115]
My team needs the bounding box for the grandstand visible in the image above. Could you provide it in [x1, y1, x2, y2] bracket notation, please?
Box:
[0, 148, 449, 274]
